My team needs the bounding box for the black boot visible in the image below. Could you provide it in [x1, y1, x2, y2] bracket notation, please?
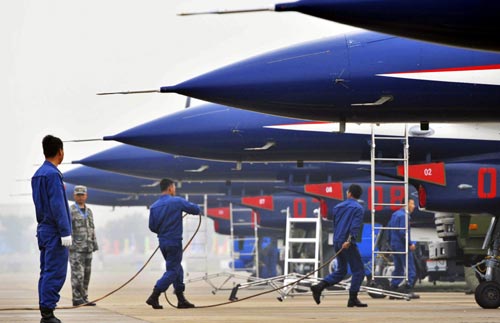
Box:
[40, 307, 61, 323]
[310, 280, 329, 305]
[72, 299, 86, 306]
[175, 290, 195, 308]
[347, 291, 368, 307]
[83, 297, 96, 306]
[146, 288, 163, 309]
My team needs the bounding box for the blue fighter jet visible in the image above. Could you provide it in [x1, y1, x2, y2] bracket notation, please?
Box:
[180, 0, 500, 52]
[103, 103, 500, 163]
[65, 182, 158, 207]
[63, 165, 288, 197]
[99, 31, 500, 123]
[71, 144, 372, 183]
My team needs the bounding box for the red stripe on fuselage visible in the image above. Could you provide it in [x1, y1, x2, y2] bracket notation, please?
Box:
[387, 64, 500, 75]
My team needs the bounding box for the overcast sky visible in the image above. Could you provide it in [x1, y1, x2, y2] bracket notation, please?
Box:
[0, 0, 356, 208]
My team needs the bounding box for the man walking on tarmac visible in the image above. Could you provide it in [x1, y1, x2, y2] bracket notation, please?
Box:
[310, 184, 367, 308]
[146, 178, 201, 310]
[32, 135, 72, 323]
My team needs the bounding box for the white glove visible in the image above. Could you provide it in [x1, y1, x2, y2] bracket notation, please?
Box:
[61, 235, 72, 247]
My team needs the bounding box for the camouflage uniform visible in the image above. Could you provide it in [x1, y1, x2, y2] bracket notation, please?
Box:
[69, 204, 98, 304]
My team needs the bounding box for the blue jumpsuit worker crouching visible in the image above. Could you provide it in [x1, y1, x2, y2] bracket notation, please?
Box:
[146, 178, 201, 310]
[310, 184, 368, 308]
[32, 135, 72, 323]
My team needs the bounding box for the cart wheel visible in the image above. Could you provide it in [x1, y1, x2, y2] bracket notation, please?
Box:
[368, 278, 389, 298]
[475, 281, 500, 309]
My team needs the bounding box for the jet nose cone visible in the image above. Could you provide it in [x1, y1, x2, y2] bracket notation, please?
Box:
[274, 1, 301, 12]
[160, 36, 348, 120]
[72, 145, 156, 175]
[63, 166, 100, 184]
[104, 114, 178, 150]
[64, 165, 160, 194]
[103, 103, 236, 157]
[102, 134, 117, 141]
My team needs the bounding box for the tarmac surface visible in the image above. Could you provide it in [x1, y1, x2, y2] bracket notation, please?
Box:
[1, 270, 499, 323]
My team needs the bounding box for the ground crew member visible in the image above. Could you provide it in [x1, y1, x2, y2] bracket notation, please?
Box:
[388, 199, 420, 299]
[69, 185, 98, 306]
[310, 184, 367, 307]
[32, 135, 72, 323]
[146, 178, 201, 310]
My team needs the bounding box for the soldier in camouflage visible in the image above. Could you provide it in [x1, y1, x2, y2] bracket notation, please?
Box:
[69, 185, 99, 306]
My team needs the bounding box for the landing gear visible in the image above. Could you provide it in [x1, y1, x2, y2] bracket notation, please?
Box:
[475, 281, 500, 309]
[473, 217, 500, 308]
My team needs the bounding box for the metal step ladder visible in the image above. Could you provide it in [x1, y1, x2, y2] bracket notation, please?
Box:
[283, 207, 322, 281]
[370, 124, 410, 284]
[226, 206, 413, 302]
[229, 202, 260, 278]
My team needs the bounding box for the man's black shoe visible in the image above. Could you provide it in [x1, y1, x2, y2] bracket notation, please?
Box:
[407, 292, 420, 299]
[146, 288, 164, 309]
[347, 291, 368, 307]
[310, 281, 328, 305]
[83, 298, 96, 306]
[347, 298, 369, 307]
[175, 291, 195, 308]
[40, 307, 61, 323]
[72, 300, 86, 306]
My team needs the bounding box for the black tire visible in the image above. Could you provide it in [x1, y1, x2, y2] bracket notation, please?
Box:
[475, 281, 500, 309]
[368, 278, 389, 299]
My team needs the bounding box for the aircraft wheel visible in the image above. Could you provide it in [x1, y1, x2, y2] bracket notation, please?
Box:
[475, 281, 500, 309]
[367, 278, 389, 299]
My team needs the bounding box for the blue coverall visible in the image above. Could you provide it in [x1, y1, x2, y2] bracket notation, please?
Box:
[32, 161, 72, 309]
[149, 195, 200, 293]
[323, 198, 365, 292]
[388, 208, 417, 288]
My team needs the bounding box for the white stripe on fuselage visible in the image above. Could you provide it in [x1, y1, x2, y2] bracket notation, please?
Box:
[376, 69, 500, 86]
[264, 122, 500, 141]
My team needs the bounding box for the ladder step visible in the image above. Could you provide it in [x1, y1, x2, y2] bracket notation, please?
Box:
[373, 180, 407, 184]
[236, 252, 256, 256]
[372, 275, 407, 279]
[288, 218, 320, 223]
[373, 136, 407, 140]
[287, 258, 319, 263]
[373, 157, 406, 161]
[232, 222, 254, 226]
[373, 203, 406, 206]
[374, 251, 408, 255]
[288, 238, 318, 243]
[377, 227, 407, 230]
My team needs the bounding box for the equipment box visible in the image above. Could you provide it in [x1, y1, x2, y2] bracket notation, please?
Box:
[428, 241, 457, 260]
